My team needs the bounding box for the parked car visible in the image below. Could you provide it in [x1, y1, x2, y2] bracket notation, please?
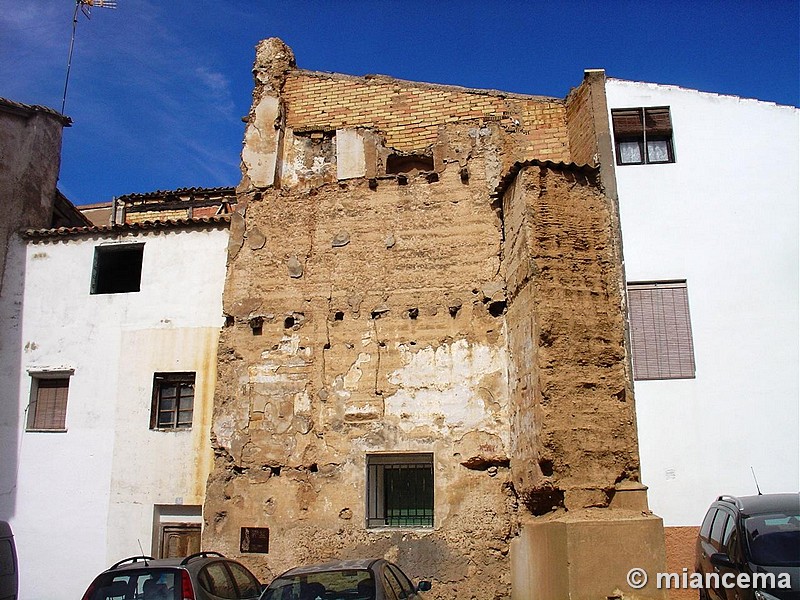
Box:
[0, 521, 18, 600]
[81, 552, 263, 600]
[260, 558, 431, 600]
[696, 493, 799, 600]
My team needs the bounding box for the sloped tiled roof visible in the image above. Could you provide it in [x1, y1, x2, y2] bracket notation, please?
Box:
[0, 97, 72, 126]
[21, 215, 231, 240]
[491, 159, 600, 199]
[117, 186, 235, 202]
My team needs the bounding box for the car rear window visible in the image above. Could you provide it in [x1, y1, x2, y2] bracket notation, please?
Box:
[745, 512, 800, 567]
[86, 569, 179, 600]
[264, 569, 374, 600]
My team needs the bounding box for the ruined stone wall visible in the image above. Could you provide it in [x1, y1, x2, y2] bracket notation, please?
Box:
[502, 165, 640, 513]
[207, 163, 518, 596]
[203, 38, 645, 598]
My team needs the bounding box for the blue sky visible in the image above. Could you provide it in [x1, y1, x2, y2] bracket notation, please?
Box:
[2, 0, 798, 206]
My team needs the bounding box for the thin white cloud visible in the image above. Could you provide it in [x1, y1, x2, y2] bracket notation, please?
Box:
[195, 66, 236, 118]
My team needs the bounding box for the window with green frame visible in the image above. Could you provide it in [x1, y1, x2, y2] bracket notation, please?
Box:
[367, 453, 433, 528]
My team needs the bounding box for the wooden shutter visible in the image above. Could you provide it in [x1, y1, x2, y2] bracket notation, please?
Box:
[611, 108, 644, 136]
[628, 281, 695, 380]
[644, 107, 673, 136]
[29, 378, 69, 430]
[160, 524, 201, 558]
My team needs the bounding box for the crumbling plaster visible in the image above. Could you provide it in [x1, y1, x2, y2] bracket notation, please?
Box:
[204, 38, 656, 599]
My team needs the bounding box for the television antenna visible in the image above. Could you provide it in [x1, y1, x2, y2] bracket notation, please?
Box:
[62, 0, 117, 115]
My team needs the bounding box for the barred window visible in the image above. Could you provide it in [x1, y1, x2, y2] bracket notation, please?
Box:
[367, 454, 433, 528]
[150, 372, 195, 429]
[628, 281, 696, 380]
[27, 374, 71, 431]
[612, 107, 675, 165]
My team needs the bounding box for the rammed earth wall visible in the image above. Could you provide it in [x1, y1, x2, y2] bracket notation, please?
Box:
[203, 39, 662, 599]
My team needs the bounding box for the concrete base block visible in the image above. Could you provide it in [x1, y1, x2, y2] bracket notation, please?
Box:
[511, 509, 667, 600]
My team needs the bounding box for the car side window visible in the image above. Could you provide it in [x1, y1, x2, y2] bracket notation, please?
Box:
[710, 511, 729, 550]
[721, 516, 735, 550]
[382, 569, 403, 600]
[227, 562, 261, 599]
[700, 508, 716, 539]
[725, 528, 741, 562]
[387, 564, 415, 597]
[200, 562, 237, 599]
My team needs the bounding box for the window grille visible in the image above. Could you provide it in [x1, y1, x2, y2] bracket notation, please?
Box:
[367, 454, 433, 528]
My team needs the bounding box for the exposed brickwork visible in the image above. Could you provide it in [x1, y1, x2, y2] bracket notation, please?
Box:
[125, 208, 188, 223]
[283, 72, 571, 161]
[565, 77, 598, 166]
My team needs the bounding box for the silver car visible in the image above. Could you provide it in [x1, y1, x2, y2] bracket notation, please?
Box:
[261, 558, 431, 600]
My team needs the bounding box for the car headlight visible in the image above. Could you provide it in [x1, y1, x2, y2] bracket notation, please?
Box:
[754, 591, 780, 600]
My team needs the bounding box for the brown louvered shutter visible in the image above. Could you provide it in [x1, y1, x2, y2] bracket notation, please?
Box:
[644, 107, 673, 136]
[628, 281, 695, 380]
[612, 108, 644, 136]
[30, 378, 70, 430]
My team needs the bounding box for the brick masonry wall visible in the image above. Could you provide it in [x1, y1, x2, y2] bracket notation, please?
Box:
[125, 208, 188, 223]
[283, 72, 571, 162]
[565, 78, 599, 166]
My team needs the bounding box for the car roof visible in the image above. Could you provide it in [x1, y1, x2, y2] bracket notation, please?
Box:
[279, 558, 385, 577]
[106, 553, 232, 572]
[717, 493, 800, 516]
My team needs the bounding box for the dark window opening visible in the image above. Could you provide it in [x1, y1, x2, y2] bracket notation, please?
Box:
[27, 375, 70, 431]
[91, 243, 144, 294]
[367, 454, 433, 528]
[611, 107, 675, 165]
[151, 372, 195, 429]
[386, 154, 434, 175]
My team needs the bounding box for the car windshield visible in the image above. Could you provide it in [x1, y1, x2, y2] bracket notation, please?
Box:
[744, 512, 800, 567]
[86, 569, 179, 600]
[263, 569, 374, 600]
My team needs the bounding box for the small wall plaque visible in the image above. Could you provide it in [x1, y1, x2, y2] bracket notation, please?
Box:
[240, 527, 269, 553]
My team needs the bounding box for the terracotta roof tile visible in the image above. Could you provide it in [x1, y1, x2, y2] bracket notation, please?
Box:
[21, 215, 231, 240]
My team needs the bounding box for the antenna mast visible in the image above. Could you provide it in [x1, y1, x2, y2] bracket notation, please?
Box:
[750, 466, 763, 495]
[62, 0, 117, 115]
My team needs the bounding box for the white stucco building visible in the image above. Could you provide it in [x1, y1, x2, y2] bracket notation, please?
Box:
[605, 79, 799, 537]
[2, 218, 229, 600]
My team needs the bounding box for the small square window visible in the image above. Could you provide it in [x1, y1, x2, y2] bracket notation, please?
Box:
[612, 107, 675, 166]
[27, 374, 71, 431]
[367, 453, 433, 528]
[91, 243, 144, 294]
[151, 373, 195, 429]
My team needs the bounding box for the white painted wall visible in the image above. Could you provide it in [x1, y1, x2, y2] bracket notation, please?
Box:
[606, 79, 799, 526]
[7, 226, 228, 600]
